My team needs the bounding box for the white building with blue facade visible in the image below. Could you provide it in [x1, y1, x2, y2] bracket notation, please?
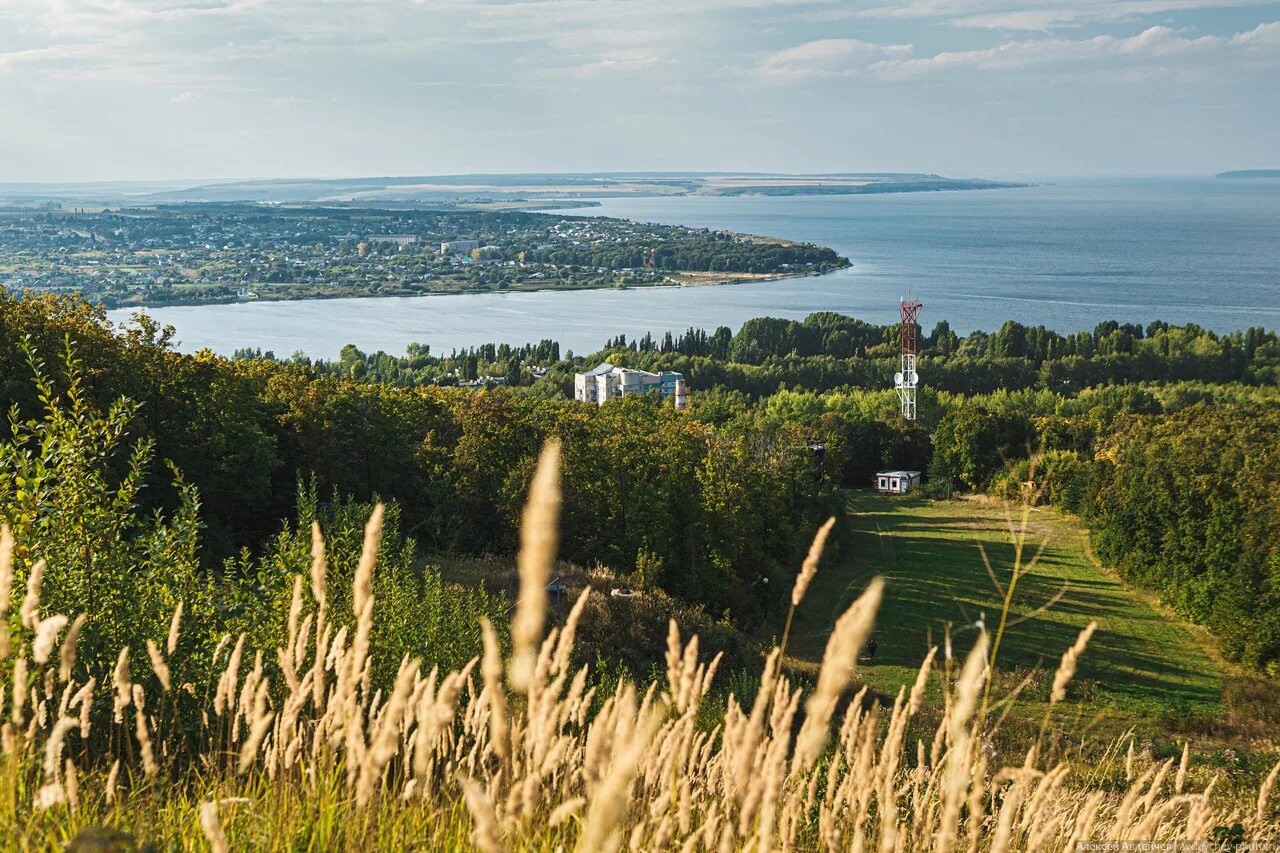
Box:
[574, 363, 687, 409]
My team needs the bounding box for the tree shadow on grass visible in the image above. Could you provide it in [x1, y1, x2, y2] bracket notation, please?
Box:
[796, 500, 1221, 712]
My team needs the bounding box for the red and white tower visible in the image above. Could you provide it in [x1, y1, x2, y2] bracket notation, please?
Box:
[896, 295, 922, 420]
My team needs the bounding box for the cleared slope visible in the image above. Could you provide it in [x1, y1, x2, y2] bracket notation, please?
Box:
[788, 493, 1223, 718]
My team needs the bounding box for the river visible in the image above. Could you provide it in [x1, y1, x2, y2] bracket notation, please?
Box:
[106, 178, 1280, 359]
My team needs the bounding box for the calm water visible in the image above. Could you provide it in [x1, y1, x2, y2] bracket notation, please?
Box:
[107, 179, 1280, 359]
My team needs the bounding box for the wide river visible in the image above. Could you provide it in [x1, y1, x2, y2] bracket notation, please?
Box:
[107, 178, 1280, 360]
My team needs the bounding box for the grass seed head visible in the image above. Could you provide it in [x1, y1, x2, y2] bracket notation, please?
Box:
[510, 439, 561, 694]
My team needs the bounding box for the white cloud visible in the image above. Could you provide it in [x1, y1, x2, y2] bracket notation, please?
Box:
[755, 38, 913, 80]
[170, 90, 200, 104]
[853, 0, 1280, 31]
[870, 24, 1264, 78]
[1231, 20, 1280, 48]
[0, 44, 99, 72]
[753, 22, 1280, 82]
[556, 54, 670, 79]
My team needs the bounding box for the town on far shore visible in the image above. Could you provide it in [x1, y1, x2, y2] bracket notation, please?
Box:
[0, 202, 849, 309]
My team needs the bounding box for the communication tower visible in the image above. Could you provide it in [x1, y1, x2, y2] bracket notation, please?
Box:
[895, 295, 922, 420]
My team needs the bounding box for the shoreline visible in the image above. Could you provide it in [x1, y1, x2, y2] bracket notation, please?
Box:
[100, 264, 848, 314]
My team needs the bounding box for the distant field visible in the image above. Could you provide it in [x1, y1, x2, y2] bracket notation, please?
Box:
[789, 493, 1224, 721]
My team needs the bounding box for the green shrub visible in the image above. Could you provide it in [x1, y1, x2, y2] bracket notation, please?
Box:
[0, 339, 211, 664]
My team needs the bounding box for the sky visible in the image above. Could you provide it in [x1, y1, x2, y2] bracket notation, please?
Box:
[1, 0, 1279, 182]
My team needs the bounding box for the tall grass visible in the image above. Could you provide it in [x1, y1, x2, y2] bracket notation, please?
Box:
[1, 443, 1277, 850]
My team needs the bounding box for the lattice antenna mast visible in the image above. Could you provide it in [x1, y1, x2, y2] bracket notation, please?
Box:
[896, 295, 922, 420]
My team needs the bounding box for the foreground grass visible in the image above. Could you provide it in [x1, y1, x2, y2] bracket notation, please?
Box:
[4, 455, 1279, 849]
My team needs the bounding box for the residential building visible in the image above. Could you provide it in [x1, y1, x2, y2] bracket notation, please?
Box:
[365, 235, 419, 247]
[574, 363, 687, 409]
[440, 239, 480, 255]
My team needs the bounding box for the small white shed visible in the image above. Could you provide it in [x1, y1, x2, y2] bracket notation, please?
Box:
[875, 470, 922, 494]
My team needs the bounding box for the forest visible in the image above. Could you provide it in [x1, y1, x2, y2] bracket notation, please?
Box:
[255, 308, 1280, 674]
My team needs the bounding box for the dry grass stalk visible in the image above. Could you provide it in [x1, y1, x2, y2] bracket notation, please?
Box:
[937, 633, 989, 853]
[215, 635, 245, 718]
[59, 614, 87, 682]
[31, 614, 67, 665]
[909, 646, 938, 716]
[64, 756, 78, 814]
[354, 503, 383, 621]
[461, 776, 505, 853]
[310, 521, 328, 712]
[200, 800, 230, 853]
[1051, 620, 1098, 703]
[792, 516, 836, 607]
[133, 684, 158, 778]
[74, 677, 95, 738]
[792, 576, 883, 774]
[166, 601, 183, 657]
[111, 647, 131, 723]
[42, 716, 76, 781]
[579, 698, 665, 852]
[145, 640, 172, 693]
[105, 759, 120, 804]
[238, 681, 275, 776]
[480, 618, 509, 766]
[20, 558, 45, 630]
[510, 439, 561, 694]
[1257, 758, 1280, 827]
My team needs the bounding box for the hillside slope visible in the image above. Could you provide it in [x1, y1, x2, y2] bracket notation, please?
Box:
[789, 493, 1224, 721]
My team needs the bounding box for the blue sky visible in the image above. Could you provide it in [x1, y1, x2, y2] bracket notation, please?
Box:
[1, 0, 1278, 181]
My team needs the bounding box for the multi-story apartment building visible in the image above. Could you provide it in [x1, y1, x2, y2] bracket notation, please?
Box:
[574, 363, 688, 409]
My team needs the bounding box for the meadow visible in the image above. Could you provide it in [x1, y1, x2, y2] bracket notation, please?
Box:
[790, 494, 1223, 714]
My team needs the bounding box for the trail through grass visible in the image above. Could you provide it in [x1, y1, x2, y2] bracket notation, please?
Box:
[789, 493, 1224, 722]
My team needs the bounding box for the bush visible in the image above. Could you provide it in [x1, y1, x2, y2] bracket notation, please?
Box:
[991, 449, 1089, 514]
[0, 340, 211, 663]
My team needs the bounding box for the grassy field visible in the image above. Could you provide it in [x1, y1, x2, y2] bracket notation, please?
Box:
[788, 493, 1226, 728]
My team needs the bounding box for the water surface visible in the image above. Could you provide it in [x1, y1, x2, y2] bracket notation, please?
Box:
[108, 179, 1280, 359]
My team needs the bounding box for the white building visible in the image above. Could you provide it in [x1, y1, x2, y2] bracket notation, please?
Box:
[574, 363, 687, 409]
[875, 470, 922, 494]
[365, 235, 419, 247]
[440, 239, 480, 255]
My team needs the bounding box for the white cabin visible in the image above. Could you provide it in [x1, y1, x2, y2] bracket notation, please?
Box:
[875, 470, 922, 494]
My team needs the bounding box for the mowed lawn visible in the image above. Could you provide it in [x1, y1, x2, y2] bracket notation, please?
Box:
[788, 493, 1223, 718]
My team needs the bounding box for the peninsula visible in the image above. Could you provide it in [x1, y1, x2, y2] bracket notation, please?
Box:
[0, 203, 850, 309]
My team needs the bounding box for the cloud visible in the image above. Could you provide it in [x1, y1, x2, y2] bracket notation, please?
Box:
[870, 24, 1264, 78]
[755, 38, 913, 80]
[1231, 21, 1280, 48]
[0, 44, 99, 72]
[853, 0, 1280, 31]
[752, 21, 1280, 82]
[170, 90, 200, 104]
[556, 54, 670, 79]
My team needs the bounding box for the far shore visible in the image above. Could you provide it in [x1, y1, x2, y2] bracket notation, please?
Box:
[98, 264, 846, 314]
